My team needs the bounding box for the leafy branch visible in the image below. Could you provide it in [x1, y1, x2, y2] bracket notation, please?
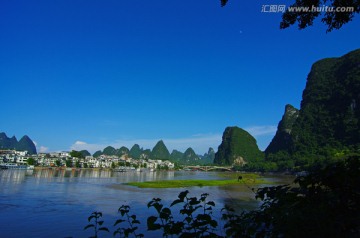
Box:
[113, 205, 144, 238]
[84, 211, 110, 238]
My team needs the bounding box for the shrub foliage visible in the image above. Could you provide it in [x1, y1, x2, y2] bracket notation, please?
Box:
[84, 155, 360, 237]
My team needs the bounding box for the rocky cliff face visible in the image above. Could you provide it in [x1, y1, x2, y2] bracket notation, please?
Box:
[214, 127, 263, 166]
[265, 104, 299, 155]
[0, 132, 37, 154]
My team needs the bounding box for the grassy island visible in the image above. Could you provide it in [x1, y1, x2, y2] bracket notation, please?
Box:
[125, 173, 268, 188]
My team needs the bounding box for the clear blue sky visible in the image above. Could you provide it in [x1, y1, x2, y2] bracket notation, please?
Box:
[1, 0, 359, 154]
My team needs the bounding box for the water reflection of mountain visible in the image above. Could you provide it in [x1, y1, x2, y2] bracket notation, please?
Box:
[0, 170, 29, 185]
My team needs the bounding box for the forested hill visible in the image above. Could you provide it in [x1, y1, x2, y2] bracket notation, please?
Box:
[214, 127, 264, 166]
[266, 49, 360, 169]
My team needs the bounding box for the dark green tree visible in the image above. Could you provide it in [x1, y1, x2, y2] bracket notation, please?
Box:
[280, 0, 360, 32]
[65, 159, 73, 168]
[70, 150, 86, 158]
[55, 159, 61, 167]
[75, 160, 81, 168]
[223, 155, 360, 238]
[26, 157, 37, 166]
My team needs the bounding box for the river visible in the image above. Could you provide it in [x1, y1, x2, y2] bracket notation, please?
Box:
[0, 169, 293, 238]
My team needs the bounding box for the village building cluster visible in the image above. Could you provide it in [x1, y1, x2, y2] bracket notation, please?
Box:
[0, 150, 175, 170]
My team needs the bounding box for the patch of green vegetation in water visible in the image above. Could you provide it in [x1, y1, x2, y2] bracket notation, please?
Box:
[125, 173, 269, 188]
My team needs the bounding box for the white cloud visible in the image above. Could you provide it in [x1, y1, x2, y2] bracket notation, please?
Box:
[35, 141, 49, 153]
[245, 125, 277, 136]
[244, 125, 277, 151]
[70, 141, 103, 153]
[74, 141, 87, 145]
[161, 134, 222, 154]
[39, 146, 49, 153]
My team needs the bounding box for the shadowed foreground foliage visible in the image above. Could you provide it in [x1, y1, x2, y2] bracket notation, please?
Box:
[85, 155, 360, 237]
[223, 155, 360, 238]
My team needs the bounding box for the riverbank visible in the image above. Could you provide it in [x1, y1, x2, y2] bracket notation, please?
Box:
[33, 166, 112, 171]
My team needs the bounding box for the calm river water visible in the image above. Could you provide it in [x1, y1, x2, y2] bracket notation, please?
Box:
[0, 169, 293, 238]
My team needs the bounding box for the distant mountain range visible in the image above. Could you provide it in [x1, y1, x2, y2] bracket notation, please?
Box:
[92, 140, 215, 165]
[0, 132, 37, 154]
[0, 132, 214, 165]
